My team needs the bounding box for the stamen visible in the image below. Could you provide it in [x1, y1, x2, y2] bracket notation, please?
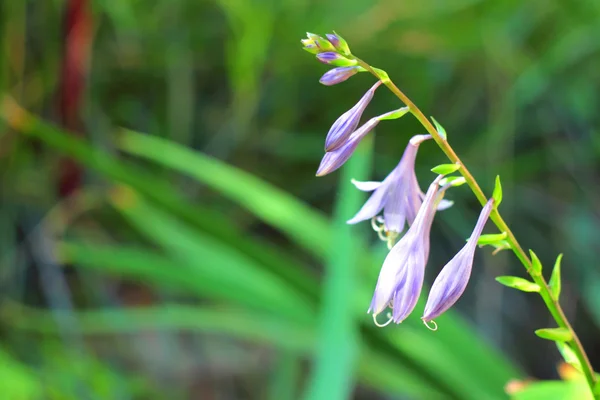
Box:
[371, 216, 383, 232]
[377, 228, 388, 242]
[372, 312, 393, 328]
[422, 319, 438, 331]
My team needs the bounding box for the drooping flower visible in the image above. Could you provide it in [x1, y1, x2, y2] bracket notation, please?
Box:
[422, 199, 494, 323]
[319, 66, 361, 86]
[347, 135, 453, 234]
[369, 176, 449, 325]
[316, 117, 380, 176]
[324, 81, 381, 151]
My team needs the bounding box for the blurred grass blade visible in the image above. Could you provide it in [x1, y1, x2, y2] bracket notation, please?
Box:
[118, 128, 332, 258]
[303, 137, 372, 400]
[108, 184, 316, 324]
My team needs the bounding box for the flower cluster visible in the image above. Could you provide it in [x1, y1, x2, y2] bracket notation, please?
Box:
[303, 32, 495, 328]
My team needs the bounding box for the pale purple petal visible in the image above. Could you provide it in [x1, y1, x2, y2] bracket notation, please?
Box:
[350, 179, 382, 191]
[347, 183, 389, 224]
[392, 249, 426, 323]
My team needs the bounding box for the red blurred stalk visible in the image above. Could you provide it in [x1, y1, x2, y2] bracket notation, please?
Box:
[58, 0, 93, 197]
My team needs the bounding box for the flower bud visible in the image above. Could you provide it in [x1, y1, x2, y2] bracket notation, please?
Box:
[316, 52, 357, 67]
[319, 66, 360, 86]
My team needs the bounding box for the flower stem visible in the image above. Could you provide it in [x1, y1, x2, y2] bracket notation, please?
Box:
[352, 56, 598, 397]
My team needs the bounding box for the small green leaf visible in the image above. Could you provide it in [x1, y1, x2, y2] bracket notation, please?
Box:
[495, 276, 540, 292]
[492, 175, 502, 208]
[556, 341, 582, 372]
[431, 163, 460, 175]
[549, 254, 563, 300]
[477, 232, 508, 245]
[430, 117, 447, 140]
[529, 250, 543, 275]
[377, 107, 409, 121]
[535, 327, 573, 342]
[439, 176, 466, 187]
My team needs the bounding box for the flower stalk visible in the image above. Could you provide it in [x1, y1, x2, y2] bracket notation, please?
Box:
[349, 54, 598, 398]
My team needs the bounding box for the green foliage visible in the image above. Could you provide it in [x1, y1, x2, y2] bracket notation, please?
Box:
[534, 328, 573, 342]
[430, 117, 448, 140]
[550, 254, 564, 300]
[529, 250, 543, 276]
[431, 163, 461, 175]
[492, 175, 503, 208]
[495, 276, 541, 293]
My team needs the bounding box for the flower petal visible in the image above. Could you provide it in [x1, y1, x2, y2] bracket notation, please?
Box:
[347, 184, 388, 224]
[350, 179, 382, 192]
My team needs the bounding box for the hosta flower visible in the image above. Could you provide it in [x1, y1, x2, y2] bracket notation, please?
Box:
[422, 199, 494, 323]
[347, 135, 452, 234]
[324, 81, 381, 151]
[369, 176, 448, 325]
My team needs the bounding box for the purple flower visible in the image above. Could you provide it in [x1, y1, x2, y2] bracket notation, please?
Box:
[319, 66, 360, 86]
[316, 117, 379, 176]
[325, 32, 351, 55]
[325, 81, 381, 151]
[369, 176, 448, 325]
[422, 199, 494, 323]
[347, 135, 453, 234]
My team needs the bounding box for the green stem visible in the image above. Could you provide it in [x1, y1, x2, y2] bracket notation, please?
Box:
[352, 56, 598, 397]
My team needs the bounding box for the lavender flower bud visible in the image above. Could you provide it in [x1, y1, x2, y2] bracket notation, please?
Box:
[316, 52, 357, 67]
[319, 66, 360, 86]
[422, 199, 494, 323]
[325, 81, 381, 151]
[326, 32, 351, 55]
[316, 118, 380, 176]
[302, 43, 319, 54]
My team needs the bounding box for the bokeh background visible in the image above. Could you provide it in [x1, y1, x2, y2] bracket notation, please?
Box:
[1, 0, 600, 399]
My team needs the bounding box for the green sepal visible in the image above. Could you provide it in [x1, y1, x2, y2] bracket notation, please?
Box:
[529, 249, 543, 275]
[556, 341, 582, 372]
[439, 176, 466, 187]
[431, 163, 460, 175]
[431, 117, 447, 140]
[477, 232, 508, 245]
[324, 56, 357, 67]
[495, 276, 540, 292]
[492, 175, 502, 208]
[535, 327, 573, 342]
[332, 31, 351, 55]
[549, 253, 563, 300]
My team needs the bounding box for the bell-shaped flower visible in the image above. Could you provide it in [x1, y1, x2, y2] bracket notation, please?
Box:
[324, 81, 381, 151]
[422, 199, 494, 323]
[347, 135, 453, 234]
[369, 176, 449, 325]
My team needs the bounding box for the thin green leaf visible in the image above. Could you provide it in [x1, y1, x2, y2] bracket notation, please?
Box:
[477, 232, 508, 245]
[431, 117, 447, 140]
[549, 254, 563, 299]
[529, 250, 543, 275]
[535, 327, 573, 342]
[495, 276, 541, 292]
[431, 163, 460, 175]
[556, 342, 582, 372]
[492, 175, 503, 207]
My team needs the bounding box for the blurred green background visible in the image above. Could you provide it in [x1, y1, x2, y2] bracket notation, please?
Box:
[1, 0, 599, 399]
